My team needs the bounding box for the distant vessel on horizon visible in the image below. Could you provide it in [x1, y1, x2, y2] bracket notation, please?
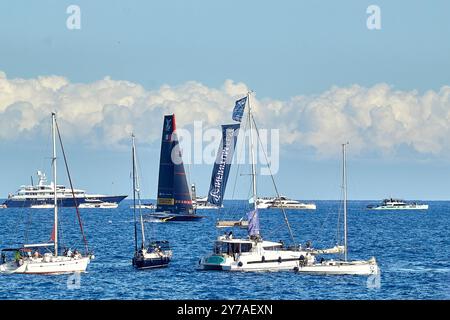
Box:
[367, 198, 429, 210]
[191, 184, 220, 210]
[2, 171, 127, 208]
[256, 196, 316, 210]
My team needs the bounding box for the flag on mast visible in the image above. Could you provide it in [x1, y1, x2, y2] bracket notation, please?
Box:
[232, 97, 247, 122]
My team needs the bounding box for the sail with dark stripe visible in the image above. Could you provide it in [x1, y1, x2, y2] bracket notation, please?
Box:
[156, 114, 193, 214]
[207, 123, 240, 207]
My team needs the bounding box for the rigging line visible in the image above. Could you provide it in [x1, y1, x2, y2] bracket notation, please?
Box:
[337, 185, 344, 247]
[250, 115, 296, 245]
[315, 165, 344, 246]
[58, 210, 64, 251]
[55, 120, 89, 255]
[230, 113, 249, 201]
[220, 115, 248, 222]
[264, 222, 287, 238]
[22, 200, 32, 244]
[40, 116, 52, 181]
[228, 114, 249, 221]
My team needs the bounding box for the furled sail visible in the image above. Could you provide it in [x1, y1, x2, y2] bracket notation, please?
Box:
[207, 124, 240, 207]
[156, 114, 193, 214]
[247, 209, 260, 236]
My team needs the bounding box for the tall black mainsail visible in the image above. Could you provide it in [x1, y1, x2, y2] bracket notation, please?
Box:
[153, 114, 201, 221]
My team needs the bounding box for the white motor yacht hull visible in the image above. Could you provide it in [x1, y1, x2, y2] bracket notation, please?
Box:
[0, 256, 90, 274]
[199, 250, 313, 272]
[270, 203, 316, 210]
[370, 205, 428, 210]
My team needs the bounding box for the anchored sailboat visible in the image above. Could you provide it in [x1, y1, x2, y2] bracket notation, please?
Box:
[294, 143, 379, 275]
[146, 114, 203, 222]
[130, 134, 172, 269]
[0, 113, 93, 274]
[199, 93, 339, 271]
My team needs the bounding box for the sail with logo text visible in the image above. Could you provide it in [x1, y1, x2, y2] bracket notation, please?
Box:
[205, 123, 246, 228]
[146, 114, 203, 222]
[199, 93, 342, 271]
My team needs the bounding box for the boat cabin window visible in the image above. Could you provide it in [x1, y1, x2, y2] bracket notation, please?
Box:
[214, 242, 252, 255]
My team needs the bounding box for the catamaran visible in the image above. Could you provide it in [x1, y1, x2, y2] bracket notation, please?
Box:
[130, 134, 172, 269]
[0, 113, 93, 274]
[145, 114, 203, 222]
[198, 94, 340, 271]
[294, 143, 379, 275]
[367, 198, 428, 210]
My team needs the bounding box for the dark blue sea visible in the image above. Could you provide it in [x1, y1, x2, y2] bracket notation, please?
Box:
[0, 200, 449, 300]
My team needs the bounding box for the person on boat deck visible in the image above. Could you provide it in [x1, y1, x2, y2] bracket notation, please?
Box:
[14, 251, 21, 262]
[228, 231, 233, 239]
[305, 241, 312, 249]
[33, 251, 40, 258]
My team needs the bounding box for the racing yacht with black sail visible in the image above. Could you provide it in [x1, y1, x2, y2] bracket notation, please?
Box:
[145, 114, 203, 222]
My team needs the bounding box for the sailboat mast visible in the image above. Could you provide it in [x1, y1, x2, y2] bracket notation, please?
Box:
[52, 112, 58, 257]
[132, 135, 146, 249]
[132, 134, 138, 252]
[247, 93, 258, 210]
[342, 143, 348, 261]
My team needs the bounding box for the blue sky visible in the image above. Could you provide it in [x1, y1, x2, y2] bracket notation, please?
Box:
[1, 1, 450, 200]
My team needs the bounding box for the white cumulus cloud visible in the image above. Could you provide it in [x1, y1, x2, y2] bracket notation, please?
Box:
[1, 71, 450, 158]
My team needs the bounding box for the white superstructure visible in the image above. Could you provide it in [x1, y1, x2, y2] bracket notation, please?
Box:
[367, 198, 428, 210]
[256, 196, 316, 210]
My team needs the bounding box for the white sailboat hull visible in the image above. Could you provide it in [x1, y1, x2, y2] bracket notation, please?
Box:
[0, 256, 90, 274]
[295, 259, 379, 275]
